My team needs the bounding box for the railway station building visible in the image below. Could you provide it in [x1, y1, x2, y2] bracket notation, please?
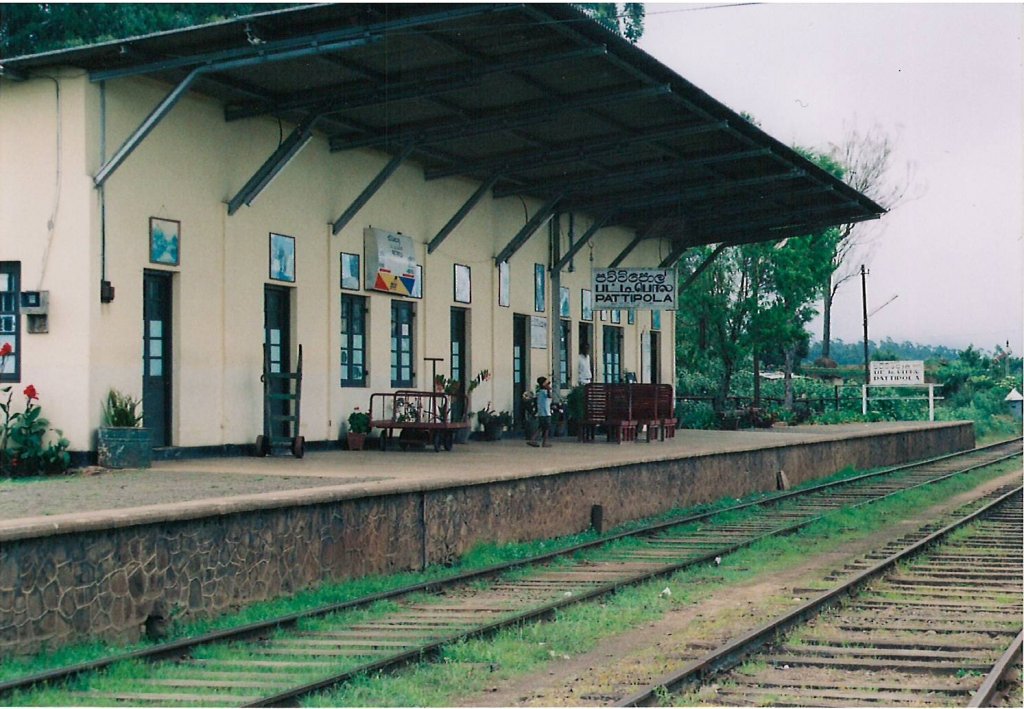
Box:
[0, 4, 884, 459]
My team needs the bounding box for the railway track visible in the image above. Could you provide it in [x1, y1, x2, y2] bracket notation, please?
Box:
[618, 485, 1023, 707]
[2, 439, 1020, 707]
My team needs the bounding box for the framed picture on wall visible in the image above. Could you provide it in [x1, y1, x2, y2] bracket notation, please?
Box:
[269, 233, 296, 282]
[340, 252, 360, 290]
[534, 263, 545, 312]
[411, 265, 423, 299]
[559, 286, 570, 318]
[454, 264, 471, 303]
[498, 260, 510, 307]
[611, 309, 621, 324]
[581, 289, 593, 321]
[149, 217, 180, 266]
[628, 309, 636, 325]
[652, 310, 661, 330]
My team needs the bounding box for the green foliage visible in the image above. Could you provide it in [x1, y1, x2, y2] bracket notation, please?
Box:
[807, 337, 960, 366]
[1, 384, 70, 478]
[0, 4, 294, 57]
[575, 3, 645, 43]
[347, 408, 370, 434]
[102, 389, 143, 428]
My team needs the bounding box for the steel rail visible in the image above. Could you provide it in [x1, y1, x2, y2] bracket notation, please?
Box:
[1, 438, 1018, 703]
[616, 485, 1024, 707]
[968, 630, 1023, 708]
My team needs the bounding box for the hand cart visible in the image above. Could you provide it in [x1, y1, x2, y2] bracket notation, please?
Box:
[255, 343, 304, 458]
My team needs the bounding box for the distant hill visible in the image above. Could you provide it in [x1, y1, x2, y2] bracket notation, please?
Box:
[805, 338, 960, 366]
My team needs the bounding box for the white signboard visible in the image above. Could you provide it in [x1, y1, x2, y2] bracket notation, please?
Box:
[592, 268, 676, 310]
[530, 315, 548, 349]
[870, 360, 925, 385]
[364, 227, 419, 296]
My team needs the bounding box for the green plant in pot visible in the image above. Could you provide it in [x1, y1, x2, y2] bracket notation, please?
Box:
[97, 389, 151, 468]
[347, 407, 371, 450]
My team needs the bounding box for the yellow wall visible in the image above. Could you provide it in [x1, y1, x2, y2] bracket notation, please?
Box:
[0, 72, 676, 451]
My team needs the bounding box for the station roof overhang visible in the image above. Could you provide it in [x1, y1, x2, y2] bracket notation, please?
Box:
[1, 3, 886, 266]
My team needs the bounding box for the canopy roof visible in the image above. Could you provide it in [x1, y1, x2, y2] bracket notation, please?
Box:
[2, 3, 885, 261]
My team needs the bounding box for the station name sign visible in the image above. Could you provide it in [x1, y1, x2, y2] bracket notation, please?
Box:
[869, 360, 925, 385]
[592, 268, 677, 310]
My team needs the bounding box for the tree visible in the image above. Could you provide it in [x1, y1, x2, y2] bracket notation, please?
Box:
[575, 3, 645, 43]
[819, 123, 915, 362]
[1, 4, 292, 57]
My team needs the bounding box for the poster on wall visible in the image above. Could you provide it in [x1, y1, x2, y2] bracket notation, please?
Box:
[530, 315, 548, 349]
[581, 289, 593, 321]
[364, 226, 419, 296]
[592, 268, 676, 310]
[454, 264, 471, 303]
[269, 232, 295, 282]
[149, 217, 180, 266]
[340, 252, 360, 290]
[534, 263, 545, 312]
[498, 261, 510, 307]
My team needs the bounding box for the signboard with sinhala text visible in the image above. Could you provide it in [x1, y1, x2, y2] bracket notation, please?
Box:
[592, 268, 677, 310]
[869, 360, 925, 385]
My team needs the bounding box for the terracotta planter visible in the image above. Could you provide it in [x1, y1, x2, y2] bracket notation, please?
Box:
[347, 432, 367, 451]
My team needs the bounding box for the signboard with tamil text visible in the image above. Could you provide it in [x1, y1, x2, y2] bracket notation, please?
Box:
[591, 268, 676, 310]
[870, 360, 925, 386]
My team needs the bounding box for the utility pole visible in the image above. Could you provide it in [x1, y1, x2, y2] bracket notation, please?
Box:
[861, 265, 870, 386]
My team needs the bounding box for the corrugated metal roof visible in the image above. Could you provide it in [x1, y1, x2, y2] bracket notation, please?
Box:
[1, 3, 885, 252]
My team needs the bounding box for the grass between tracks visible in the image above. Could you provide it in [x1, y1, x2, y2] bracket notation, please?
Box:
[3, 455, 1019, 706]
[304, 457, 1019, 707]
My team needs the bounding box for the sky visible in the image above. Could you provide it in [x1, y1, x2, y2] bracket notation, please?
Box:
[638, 2, 1023, 352]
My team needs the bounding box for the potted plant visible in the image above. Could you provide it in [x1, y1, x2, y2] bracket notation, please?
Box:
[347, 407, 371, 450]
[97, 389, 150, 468]
[438, 370, 490, 443]
[477, 404, 509, 441]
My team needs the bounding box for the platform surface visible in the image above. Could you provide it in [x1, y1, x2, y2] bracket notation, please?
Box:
[0, 422, 966, 540]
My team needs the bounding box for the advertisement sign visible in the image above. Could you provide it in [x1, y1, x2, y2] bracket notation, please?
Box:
[364, 227, 418, 296]
[591, 268, 676, 310]
[869, 360, 925, 385]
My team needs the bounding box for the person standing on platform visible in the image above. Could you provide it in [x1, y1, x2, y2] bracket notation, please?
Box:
[578, 345, 593, 386]
[527, 376, 553, 448]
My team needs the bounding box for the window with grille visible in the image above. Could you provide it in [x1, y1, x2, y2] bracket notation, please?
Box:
[602, 325, 623, 383]
[0, 263, 19, 382]
[340, 294, 367, 387]
[391, 300, 414, 387]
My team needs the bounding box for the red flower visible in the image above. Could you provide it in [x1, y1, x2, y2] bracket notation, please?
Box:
[23, 384, 38, 400]
[0, 342, 11, 357]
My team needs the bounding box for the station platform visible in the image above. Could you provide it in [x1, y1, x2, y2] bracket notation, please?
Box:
[0, 420, 976, 656]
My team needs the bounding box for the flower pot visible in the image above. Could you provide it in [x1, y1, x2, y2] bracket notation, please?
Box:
[97, 427, 151, 469]
[454, 426, 472, 444]
[483, 421, 504, 441]
[347, 432, 367, 451]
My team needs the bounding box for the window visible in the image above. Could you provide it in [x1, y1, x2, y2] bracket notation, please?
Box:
[391, 300, 414, 387]
[0, 263, 19, 382]
[602, 325, 623, 383]
[340, 295, 367, 387]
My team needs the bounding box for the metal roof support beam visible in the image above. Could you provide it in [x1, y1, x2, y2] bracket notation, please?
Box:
[332, 144, 415, 236]
[94, 67, 200, 186]
[428, 173, 501, 254]
[424, 121, 729, 182]
[551, 214, 610, 272]
[659, 238, 699, 269]
[608, 234, 644, 268]
[495, 193, 564, 265]
[677, 243, 729, 290]
[227, 113, 319, 214]
[331, 84, 672, 152]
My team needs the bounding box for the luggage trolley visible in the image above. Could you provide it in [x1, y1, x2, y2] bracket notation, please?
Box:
[255, 344, 304, 458]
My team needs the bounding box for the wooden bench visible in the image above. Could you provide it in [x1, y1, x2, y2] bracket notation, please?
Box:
[579, 383, 676, 443]
[369, 390, 469, 452]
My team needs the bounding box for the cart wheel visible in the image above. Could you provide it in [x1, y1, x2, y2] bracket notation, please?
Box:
[380, 433, 388, 452]
[291, 436, 305, 458]
[443, 431, 454, 452]
[255, 435, 269, 457]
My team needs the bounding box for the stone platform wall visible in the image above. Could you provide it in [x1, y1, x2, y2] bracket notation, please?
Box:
[0, 423, 974, 656]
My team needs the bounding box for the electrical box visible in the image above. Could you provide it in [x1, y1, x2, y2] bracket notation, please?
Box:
[20, 291, 49, 333]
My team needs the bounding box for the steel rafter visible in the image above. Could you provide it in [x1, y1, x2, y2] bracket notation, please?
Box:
[674, 242, 729, 286]
[495, 193, 564, 265]
[329, 84, 672, 152]
[492, 148, 773, 199]
[227, 112, 320, 214]
[423, 121, 729, 182]
[608, 233, 645, 268]
[225, 46, 607, 122]
[331, 144, 415, 236]
[551, 214, 612, 272]
[428, 173, 502, 254]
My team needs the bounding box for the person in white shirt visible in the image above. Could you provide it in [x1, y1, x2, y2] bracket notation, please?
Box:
[578, 345, 593, 386]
